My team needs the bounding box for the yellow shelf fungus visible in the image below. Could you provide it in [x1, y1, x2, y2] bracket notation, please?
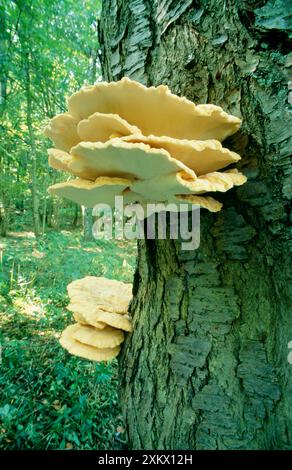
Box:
[60, 277, 133, 362]
[45, 77, 246, 213]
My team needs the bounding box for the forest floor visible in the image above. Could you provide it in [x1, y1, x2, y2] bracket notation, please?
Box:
[0, 230, 136, 450]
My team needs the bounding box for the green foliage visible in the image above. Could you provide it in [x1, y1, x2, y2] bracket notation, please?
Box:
[0, 0, 101, 232]
[0, 230, 136, 449]
[0, 1, 131, 450]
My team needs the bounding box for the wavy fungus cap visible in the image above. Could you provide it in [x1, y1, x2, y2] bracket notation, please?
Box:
[60, 277, 133, 362]
[45, 77, 246, 213]
[67, 276, 132, 314]
[67, 77, 241, 141]
[81, 310, 133, 332]
[60, 324, 121, 361]
[72, 324, 125, 349]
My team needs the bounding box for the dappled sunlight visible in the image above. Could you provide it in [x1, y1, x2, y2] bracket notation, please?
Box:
[0, 0, 136, 450]
[12, 298, 45, 319]
[32, 250, 46, 259]
[81, 246, 102, 253]
[6, 232, 35, 239]
[67, 245, 102, 253]
[33, 330, 61, 339]
[0, 230, 125, 450]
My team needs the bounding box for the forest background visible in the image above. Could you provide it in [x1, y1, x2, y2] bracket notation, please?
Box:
[0, 0, 135, 450]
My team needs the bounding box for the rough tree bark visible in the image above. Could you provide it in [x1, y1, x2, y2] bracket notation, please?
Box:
[99, 0, 292, 450]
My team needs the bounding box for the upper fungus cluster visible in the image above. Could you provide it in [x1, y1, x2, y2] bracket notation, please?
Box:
[45, 77, 247, 213]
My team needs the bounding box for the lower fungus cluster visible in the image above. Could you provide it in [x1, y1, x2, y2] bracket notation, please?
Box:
[44, 77, 247, 214]
[60, 276, 133, 362]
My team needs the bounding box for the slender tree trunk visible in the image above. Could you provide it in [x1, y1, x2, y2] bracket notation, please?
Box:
[82, 206, 94, 241]
[0, 150, 8, 237]
[52, 198, 60, 231]
[81, 39, 101, 241]
[42, 185, 47, 236]
[45, 199, 53, 227]
[25, 52, 41, 237]
[0, 6, 7, 114]
[72, 203, 80, 229]
[0, 8, 8, 236]
[82, 206, 94, 240]
[99, 0, 292, 450]
[0, 201, 7, 237]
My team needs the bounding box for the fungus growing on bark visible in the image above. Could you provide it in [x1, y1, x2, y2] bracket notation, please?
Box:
[122, 190, 224, 213]
[67, 276, 132, 313]
[60, 324, 121, 361]
[173, 194, 223, 212]
[130, 168, 246, 202]
[46, 78, 248, 363]
[48, 176, 132, 207]
[81, 309, 133, 332]
[69, 305, 133, 332]
[59, 277, 133, 362]
[44, 113, 80, 153]
[48, 139, 194, 181]
[48, 149, 73, 172]
[72, 324, 124, 348]
[45, 77, 246, 214]
[69, 310, 88, 326]
[77, 112, 141, 142]
[67, 77, 241, 140]
[67, 302, 106, 329]
[121, 134, 241, 175]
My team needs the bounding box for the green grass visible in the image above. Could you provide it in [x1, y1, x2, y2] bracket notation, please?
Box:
[0, 230, 136, 449]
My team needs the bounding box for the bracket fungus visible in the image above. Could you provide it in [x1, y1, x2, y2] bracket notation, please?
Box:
[46, 79, 248, 363]
[67, 276, 132, 313]
[45, 77, 246, 213]
[60, 277, 133, 362]
[60, 324, 121, 362]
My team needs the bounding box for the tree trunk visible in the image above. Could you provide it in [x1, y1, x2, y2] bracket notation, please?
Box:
[82, 206, 94, 241]
[80, 42, 101, 241]
[0, 8, 8, 236]
[72, 203, 80, 229]
[25, 51, 41, 237]
[0, 6, 7, 114]
[0, 201, 7, 237]
[51, 198, 60, 231]
[99, 0, 292, 450]
[42, 185, 47, 236]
